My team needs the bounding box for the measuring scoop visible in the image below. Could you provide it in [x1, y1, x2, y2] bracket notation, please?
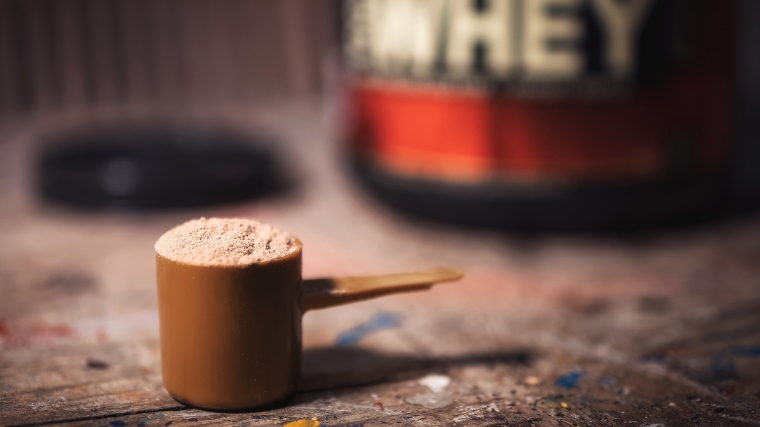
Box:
[156, 236, 461, 410]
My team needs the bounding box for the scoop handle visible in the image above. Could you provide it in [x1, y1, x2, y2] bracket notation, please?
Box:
[301, 268, 463, 312]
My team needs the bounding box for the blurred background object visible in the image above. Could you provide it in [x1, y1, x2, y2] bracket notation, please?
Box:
[0, 0, 336, 114]
[734, 0, 760, 205]
[0, 0, 339, 210]
[0, 0, 757, 228]
[37, 124, 283, 210]
[343, 0, 758, 230]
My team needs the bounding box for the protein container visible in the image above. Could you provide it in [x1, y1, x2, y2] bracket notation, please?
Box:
[342, 0, 736, 229]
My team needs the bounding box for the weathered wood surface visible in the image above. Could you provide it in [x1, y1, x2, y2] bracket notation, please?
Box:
[1, 102, 760, 426]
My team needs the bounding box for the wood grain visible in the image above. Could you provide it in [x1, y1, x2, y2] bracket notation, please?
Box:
[0, 102, 759, 426]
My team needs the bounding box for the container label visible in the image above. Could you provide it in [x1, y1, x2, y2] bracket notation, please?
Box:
[345, 0, 697, 96]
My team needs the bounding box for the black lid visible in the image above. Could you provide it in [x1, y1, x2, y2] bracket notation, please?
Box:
[37, 125, 283, 210]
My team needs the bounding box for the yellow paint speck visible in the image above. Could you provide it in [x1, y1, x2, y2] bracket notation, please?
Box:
[283, 419, 321, 427]
[560, 402, 568, 408]
[524, 376, 541, 385]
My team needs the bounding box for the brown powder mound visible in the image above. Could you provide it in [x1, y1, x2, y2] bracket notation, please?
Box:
[155, 217, 298, 266]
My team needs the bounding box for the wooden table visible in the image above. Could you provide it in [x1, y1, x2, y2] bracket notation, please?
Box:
[2, 101, 760, 426]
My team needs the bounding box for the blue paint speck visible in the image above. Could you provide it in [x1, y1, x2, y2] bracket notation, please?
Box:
[555, 371, 583, 389]
[140, 420, 147, 426]
[733, 347, 760, 357]
[336, 313, 403, 346]
[109, 422, 127, 427]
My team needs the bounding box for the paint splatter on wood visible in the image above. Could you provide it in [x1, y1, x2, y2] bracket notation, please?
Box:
[335, 313, 402, 346]
[555, 371, 583, 389]
[283, 419, 320, 427]
[419, 374, 450, 393]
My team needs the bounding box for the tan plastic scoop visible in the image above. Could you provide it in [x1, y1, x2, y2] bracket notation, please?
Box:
[155, 218, 464, 410]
